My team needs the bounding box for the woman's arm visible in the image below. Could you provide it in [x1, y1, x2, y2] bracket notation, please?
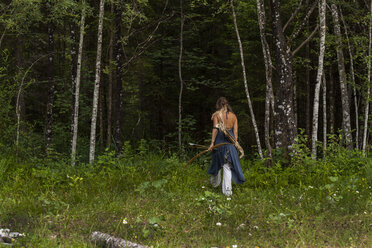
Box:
[208, 115, 218, 151]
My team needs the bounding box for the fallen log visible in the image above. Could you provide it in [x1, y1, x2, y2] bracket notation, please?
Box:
[90, 231, 149, 248]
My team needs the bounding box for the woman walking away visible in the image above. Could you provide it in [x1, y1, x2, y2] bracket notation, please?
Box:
[208, 97, 245, 196]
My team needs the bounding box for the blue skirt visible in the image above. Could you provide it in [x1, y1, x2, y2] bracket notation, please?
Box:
[208, 129, 246, 184]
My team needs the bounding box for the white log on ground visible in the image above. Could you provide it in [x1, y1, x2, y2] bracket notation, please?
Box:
[311, 0, 326, 159]
[362, 0, 372, 154]
[71, 2, 86, 166]
[89, 0, 105, 164]
[90, 231, 149, 248]
[231, 0, 263, 159]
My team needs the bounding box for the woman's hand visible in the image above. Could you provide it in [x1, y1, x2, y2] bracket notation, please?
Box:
[208, 143, 214, 151]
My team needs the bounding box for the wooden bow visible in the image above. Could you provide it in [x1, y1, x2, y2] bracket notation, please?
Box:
[183, 142, 231, 170]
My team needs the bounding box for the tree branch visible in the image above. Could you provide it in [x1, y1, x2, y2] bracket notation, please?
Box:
[283, 0, 304, 32]
[289, 0, 318, 42]
[292, 24, 319, 56]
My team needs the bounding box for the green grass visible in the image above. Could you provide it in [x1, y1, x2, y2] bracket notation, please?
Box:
[0, 148, 371, 247]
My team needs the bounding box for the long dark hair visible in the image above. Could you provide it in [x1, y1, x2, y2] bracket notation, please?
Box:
[215, 97, 233, 113]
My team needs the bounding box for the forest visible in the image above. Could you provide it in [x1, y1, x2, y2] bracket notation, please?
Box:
[0, 0, 371, 247]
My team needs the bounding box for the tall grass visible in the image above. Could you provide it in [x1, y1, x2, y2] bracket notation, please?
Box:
[0, 141, 371, 247]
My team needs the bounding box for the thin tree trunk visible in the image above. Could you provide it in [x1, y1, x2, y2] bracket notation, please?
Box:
[305, 0, 311, 141]
[331, 4, 352, 149]
[322, 72, 327, 157]
[70, 14, 78, 148]
[45, 1, 55, 153]
[311, 0, 326, 159]
[340, 9, 359, 149]
[231, 0, 263, 159]
[269, 0, 297, 152]
[99, 86, 104, 149]
[89, 0, 105, 164]
[113, 3, 124, 154]
[329, 66, 335, 133]
[362, 0, 372, 154]
[71, 2, 86, 166]
[15, 36, 25, 147]
[106, 3, 114, 148]
[178, 0, 184, 150]
[257, 0, 274, 163]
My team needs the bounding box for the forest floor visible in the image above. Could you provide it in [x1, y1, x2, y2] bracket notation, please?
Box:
[0, 147, 371, 247]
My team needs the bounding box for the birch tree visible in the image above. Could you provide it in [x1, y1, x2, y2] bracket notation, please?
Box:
[311, 0, 326, 159]
[340, 9, 359, 149]
[230, 0, 263, 159]
[362, 0, 372, 154]
[71, 1, 86, 166]
[45, 0, 55, 153]
[256, 0, 274, 162]
[322, 73, 327, 157]
[269, 0, 297, 152]
[331, 4, 352, 149]
[113, 3, 123, 154]
[178, 0, 184, 150]
[89, 0, 105, 164]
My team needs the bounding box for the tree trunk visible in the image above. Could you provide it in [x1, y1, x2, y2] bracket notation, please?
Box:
[71, 2, 86, 166]
[329, 66, 335, 133]
[305, 0, 311, 142]
[106, 3, 114, 148]
[113, 3, 124, 154]
[231, 0, 263, 159]
[340, 9, 359, 149]
[99, 85, 104, 149]
[322, 72, 327, 157]
[15, 36, 25, 147]
[362, 0, 372, 154]
[331, 4, 352, 149]
[89, 0, 105, 164]
[311, 0, 326, 159]
[178, 0, 184, 150]
[256, 0, 274, 163]
[70, 14, 78, 148]
[45, 0, 55, 153]
[269, 0, 297, 152]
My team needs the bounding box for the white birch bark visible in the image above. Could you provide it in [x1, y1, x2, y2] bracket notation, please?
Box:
[311, 0, 326, 159]
[362, 0, 372, 154]
[71, 2, 85, 166]
[340, 9, 359, 149]
[231, 0, 263, 159]
[322, 73, 327, 157]
[331, 4, 353, 149]
[178, 0, 184, 150]
[256, 0, 274, 161]
[89, 0, 105, 164]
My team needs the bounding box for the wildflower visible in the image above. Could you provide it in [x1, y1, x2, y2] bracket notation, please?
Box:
[216, 222, 222, 226]
[253, 225, 259, 230]
[154, 223, 159, 228]
[308, 186, 313, 189]
[201, 197, 205, 200]
[232, 245, 238, 248]
[202, 186, 205, 189]
[356, 191, 359, 194]
[227, 197, 231, 201]
[122, 218, 128, 224]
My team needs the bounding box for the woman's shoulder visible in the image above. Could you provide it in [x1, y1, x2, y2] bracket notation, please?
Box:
[228, 111, 237, 119]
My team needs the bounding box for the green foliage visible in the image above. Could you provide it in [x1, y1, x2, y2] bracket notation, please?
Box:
[0, 144, 371, 247]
